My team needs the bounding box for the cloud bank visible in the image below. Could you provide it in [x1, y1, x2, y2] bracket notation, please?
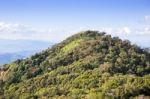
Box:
[0, 16, 150, 47]
[145, 15, 150, 22]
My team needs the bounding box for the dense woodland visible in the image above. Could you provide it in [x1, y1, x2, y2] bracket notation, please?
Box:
[0, 31, 150, 99]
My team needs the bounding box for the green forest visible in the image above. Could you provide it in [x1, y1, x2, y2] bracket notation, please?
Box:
[0, 31, 150, 99]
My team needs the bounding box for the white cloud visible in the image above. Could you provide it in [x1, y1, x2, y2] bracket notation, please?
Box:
[95, 27, 132, 36]
[123, 27, 131, 34]
[0, 22, 104, 42]
[135, 26, 150, 35]
[0, 22, 77, 42]
[98, 15, 150, 36]
[0, 21, 150, 47]
[0, 22, 27, 33]
[145, 15, 150, 22]
[0, 22, 39, 40]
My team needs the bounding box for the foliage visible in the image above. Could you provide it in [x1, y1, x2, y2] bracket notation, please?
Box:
[1, 31, 150, 99]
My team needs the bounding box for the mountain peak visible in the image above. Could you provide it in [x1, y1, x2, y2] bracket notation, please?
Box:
[1, 31, 150, 99]
[65, 30, 106, 41]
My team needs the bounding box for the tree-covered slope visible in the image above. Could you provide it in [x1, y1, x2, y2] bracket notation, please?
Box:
[0, 31, 150, 99]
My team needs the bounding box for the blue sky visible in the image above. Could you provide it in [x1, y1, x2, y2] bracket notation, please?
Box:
[0, 0, 150, 47]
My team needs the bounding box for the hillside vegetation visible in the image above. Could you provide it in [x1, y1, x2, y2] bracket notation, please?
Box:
[0, 31, 150, 99]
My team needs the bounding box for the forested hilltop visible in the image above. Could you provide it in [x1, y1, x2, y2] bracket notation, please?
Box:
[0, 31, 150, 99]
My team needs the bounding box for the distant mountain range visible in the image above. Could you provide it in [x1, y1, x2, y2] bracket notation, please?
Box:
[0, 39, 53, 65]
[0, 39, 52, 53]
[0, 50, 38, 65]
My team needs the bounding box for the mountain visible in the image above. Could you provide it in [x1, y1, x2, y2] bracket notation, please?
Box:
[0, 31, 150, 99]
[0, 39, 53, 65]
[0, 52, 24, 65]
[0, 39, 51, 53]
[0, 51, 40, 65]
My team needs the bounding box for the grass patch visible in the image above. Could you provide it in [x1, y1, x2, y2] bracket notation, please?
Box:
[61, 39, 83, 53]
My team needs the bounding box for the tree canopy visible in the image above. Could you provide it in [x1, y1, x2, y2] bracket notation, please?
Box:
[0, 31, 150, 99]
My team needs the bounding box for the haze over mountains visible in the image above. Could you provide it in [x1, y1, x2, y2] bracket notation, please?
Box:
[0, 31, 150, 99]
[0, 39, 52, 64]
